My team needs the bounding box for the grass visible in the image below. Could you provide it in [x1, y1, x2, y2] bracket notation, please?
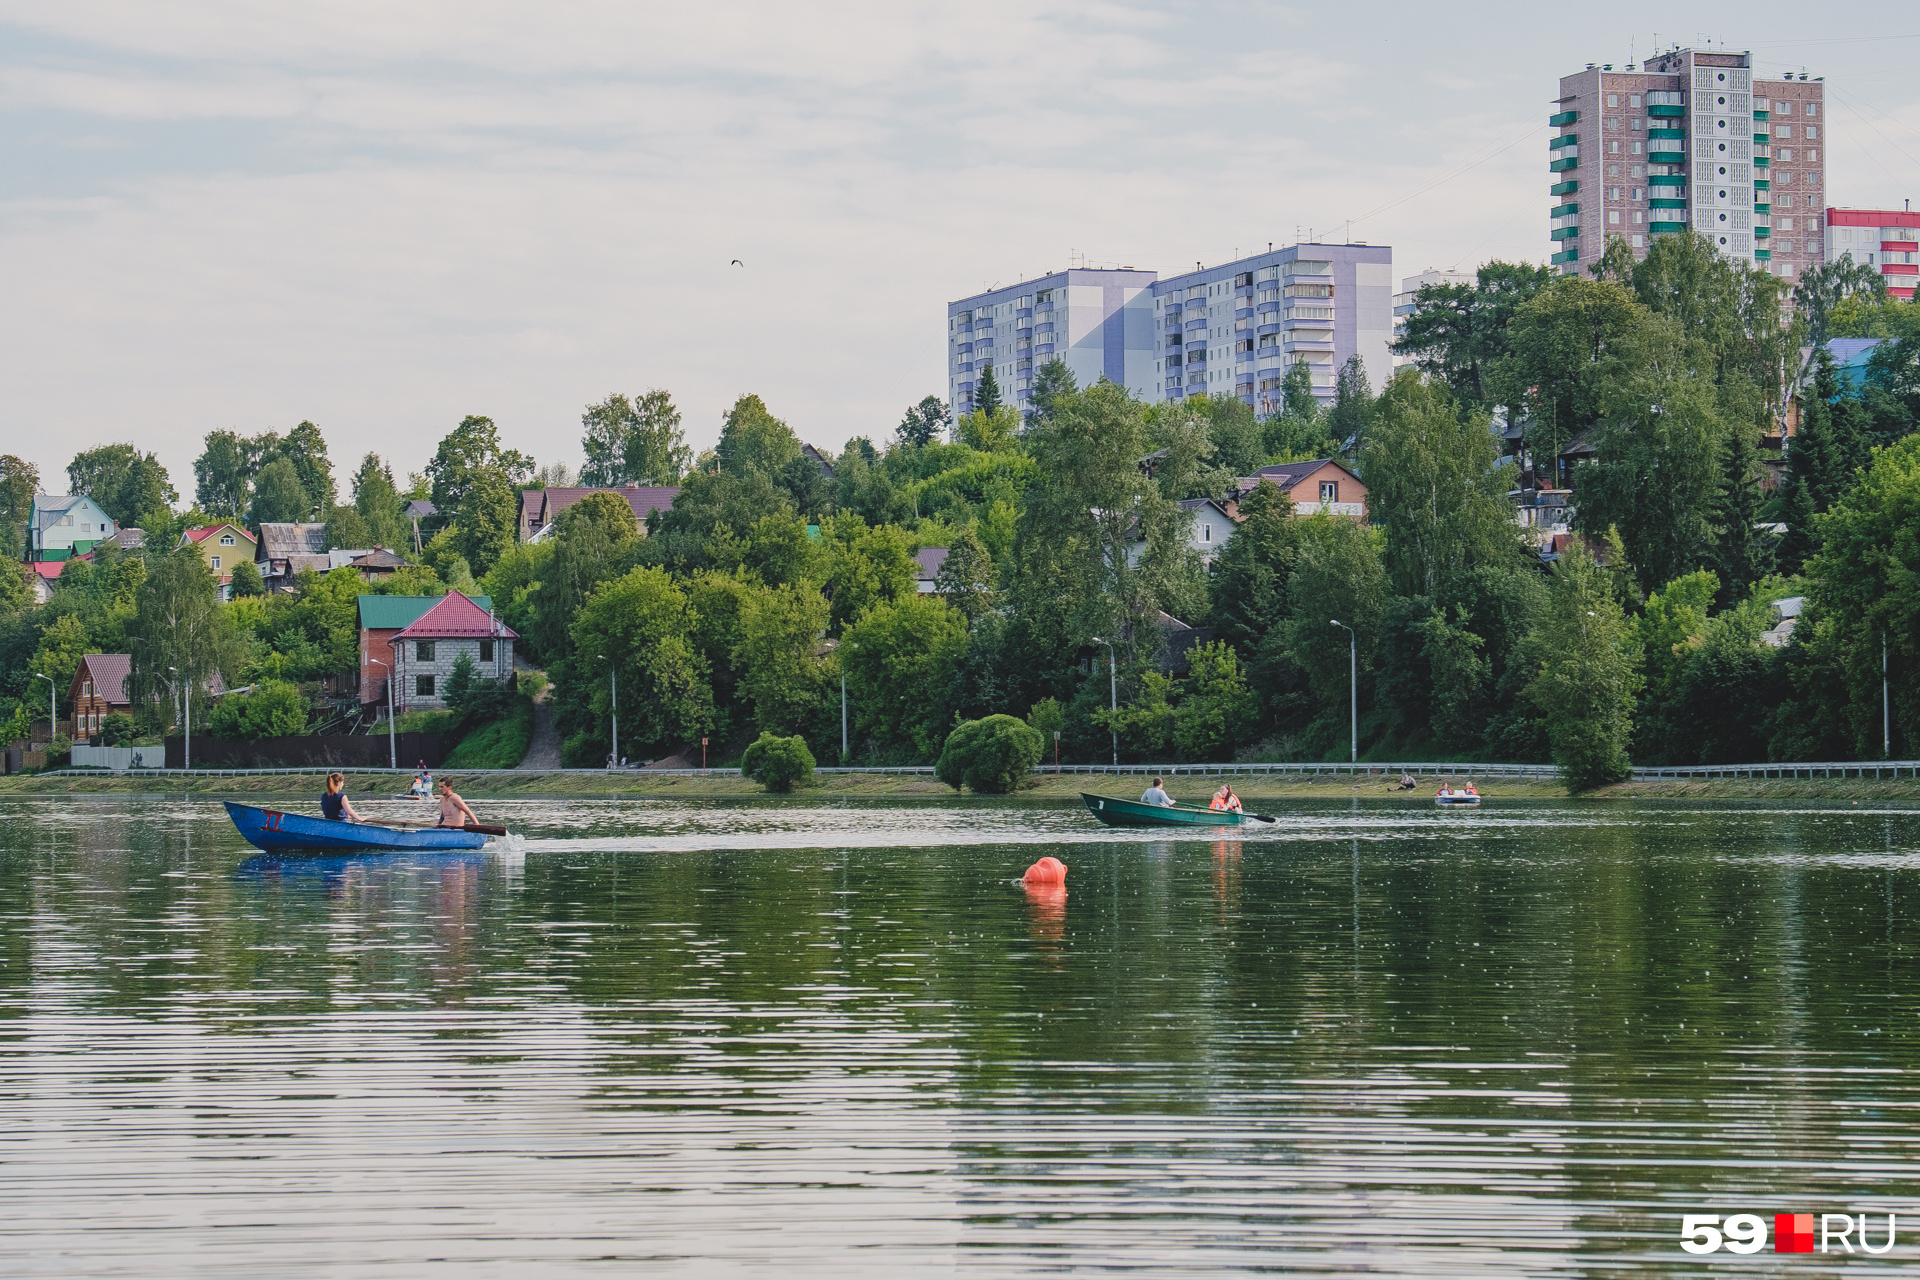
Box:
[441, 698, 535, 770]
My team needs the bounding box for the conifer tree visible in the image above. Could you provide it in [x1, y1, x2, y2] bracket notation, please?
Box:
[1710, 429, 1776, 604]
[973, 362, 1002, 416]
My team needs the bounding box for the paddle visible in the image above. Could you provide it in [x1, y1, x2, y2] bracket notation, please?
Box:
[368, 815, 511, 837]
[1242, 811, 1280, 824]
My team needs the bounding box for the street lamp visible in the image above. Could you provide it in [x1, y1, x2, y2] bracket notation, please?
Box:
[33, 673, 54, 749]
[368, 657, 395, 769]
[840, 643, 854, 761]
[1329, 619, 1356, 765]
[168, 665, 190, 770]
[1090, 637, 1118, 766]
[597, 655, 618, 769]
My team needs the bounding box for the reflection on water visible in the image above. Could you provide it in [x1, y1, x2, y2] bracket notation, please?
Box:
[2, 796, 1919, 1276]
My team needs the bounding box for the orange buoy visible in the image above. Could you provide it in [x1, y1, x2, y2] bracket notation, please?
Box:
[1023, 856, 1067, 886]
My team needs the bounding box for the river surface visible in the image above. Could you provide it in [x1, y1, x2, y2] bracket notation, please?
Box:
[1, 795, 1918, 1276]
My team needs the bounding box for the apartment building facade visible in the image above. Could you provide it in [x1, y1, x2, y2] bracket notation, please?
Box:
[1826, 208, 1920, 300]
[947, 268, 1157, 416]
[1392, 268, 1474, 366]
[1550, 49, 1826, 280]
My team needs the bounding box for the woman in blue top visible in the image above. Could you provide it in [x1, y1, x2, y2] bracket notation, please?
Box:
[321, 772, 364, 822]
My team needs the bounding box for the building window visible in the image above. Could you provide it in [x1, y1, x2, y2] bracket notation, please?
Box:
[1806, 103, 1817, 116]
[1629, 95, 1641, 109]
[417, 641, 435, 661]
[1632, 234, 1645, 248]
[1633, 210, 1644, 224]
[1606, 116, 1619, 130]
[1608, 210, 1620, 224]
[416, 675, 435, 698]
[479, 639, 494, 662]
[1631, 186, 1643, 200]
[220, 534, 235, 546]
[1778, 148, 1792, 162]
[1808, 149, 1818, 162]
[1607, 93, 1618, 107]
[1806, 126, 1818, 139]
[1781, 217, 1794, 231]
[1631, 141, 1643, 154]
[1776, 124, 1791, 139]
[1607, 163, 1620, 177]
[1202, 524, 1211, 543]
[210, 556, 220, 569]
[1319, 481, 1338, 502]
[1630, 117, 1642, 130]
[1607, 140, 1619, 154]
[1631, 164, 1645, 178]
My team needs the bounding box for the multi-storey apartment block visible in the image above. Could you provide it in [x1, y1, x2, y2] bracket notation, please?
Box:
[1392, 268, 1474, 366]
[1826, 208, 1920, 300]
[1550, 49, 1825, 281]
[947, 269, 1157, 416]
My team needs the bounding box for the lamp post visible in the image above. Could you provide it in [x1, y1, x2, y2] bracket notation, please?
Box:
[1885, 632, 1892, 761]
[840, 643, 855, 762]
[598, 655, 617, 769]
[33, 673, 54, 748]
[369, 657, 395, 769]
[1090, 636, 1118, 766]
[1329, 619, 1356, 765]
[168, 665, 190, 770]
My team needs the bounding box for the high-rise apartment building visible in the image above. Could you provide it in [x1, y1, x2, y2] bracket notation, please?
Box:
[948, 243, 1393, 416]
[1825, 208, 1920, 300]
[1550, 49, 1825, 281]
[1147, 244, 1393, 412]
[947, 269, 1157, 416]
[1392, 268, 1474, 366]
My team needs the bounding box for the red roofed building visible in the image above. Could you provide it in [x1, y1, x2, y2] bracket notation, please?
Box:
[177, 523, 257, 599]
[68, 654, 134, 739]
[388, 590, 517, 712]
[28, 560, 64, 605]
[518, 484, 681, 542]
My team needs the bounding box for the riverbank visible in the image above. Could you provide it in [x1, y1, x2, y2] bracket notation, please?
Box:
[4, 770, 1918, 803]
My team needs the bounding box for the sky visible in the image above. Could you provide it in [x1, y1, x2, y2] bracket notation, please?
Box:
[3, 1, 1917, 506]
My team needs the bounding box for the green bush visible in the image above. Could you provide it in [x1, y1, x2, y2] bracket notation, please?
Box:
[936, 714, 1043, 793]
[100, 712, 136, 747]
[740, 731, 815, 792]
[443, 696, 535, 769]
[204, 679, 308, 740]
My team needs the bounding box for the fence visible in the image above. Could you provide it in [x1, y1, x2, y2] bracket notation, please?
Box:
[70, 745, 166, 770]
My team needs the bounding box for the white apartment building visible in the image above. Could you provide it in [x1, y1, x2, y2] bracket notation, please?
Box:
[1392, 269, 1474, 366]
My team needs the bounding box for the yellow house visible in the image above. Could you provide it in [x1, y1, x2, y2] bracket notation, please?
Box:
[178, 523, 257, 599]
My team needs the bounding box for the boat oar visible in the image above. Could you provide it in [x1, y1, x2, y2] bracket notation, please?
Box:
[367, 816, 511, 837]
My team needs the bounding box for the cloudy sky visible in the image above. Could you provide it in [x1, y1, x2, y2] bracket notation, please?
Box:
[3, 1, 1917, 503]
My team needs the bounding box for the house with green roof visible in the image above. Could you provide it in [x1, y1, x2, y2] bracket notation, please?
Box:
[29, 494, 119, 562]
[357, 594, 491, 709]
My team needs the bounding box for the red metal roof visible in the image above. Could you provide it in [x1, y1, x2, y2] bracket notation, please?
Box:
[76, 654, 134, 704]
[183, 523, 254, 544]
[390, 589, 519, 641]
[31, 561, 64, 579]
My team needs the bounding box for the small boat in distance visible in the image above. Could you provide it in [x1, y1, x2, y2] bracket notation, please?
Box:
[1082, 792, 1245, 829]
[224, 800, 491, 853]
[1435, 788, 1482, 808]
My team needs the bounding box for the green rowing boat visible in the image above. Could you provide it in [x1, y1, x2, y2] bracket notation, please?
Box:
[1081, 792, 1245, 828]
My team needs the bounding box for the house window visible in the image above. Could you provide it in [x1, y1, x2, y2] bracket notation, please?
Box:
[479, 639, 494, 662]
[220, 534, 235, 546]
[416, 641, 435, 661]
[1201, 524, 1211, 543]
[1320, 481, 1338, 502]
[211, 556, 221, 569]
[416, 675, 435, 698]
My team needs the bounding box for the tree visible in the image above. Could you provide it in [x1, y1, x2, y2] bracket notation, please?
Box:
[898, 395, 951, 448]
[1497, 275, 1654, 470]
[1326, 356, 1374, 453]
[324, 504, 372, 551]
[426, 415, 533, 521]
[570, 566, 714, 750]
[351, 453, 408, 550]
[734, 581, 830, 735]
[450, 463, 521, 578]
[955, 406, 1020, 453]
[204, 679, 307, 739]
[1522, 542, 1642, 791]
[194, 430, 260, 516]
[1173, 640, 1257, 761]
[714, 394, 802, 479]
[842, 593, 969, 758]
[936, 715, 1042, 792]
[1026, 358, 1078, 427]
[29, 614, 89, 720]
[66, 443, 176, 527]
[228, 558, 266, 598]
[819, 515, 915, 632]
[1360, 370, 1520, 598]
[581, 391, 691, 486]
[580, 394, 631, 487]
[973, 362, 1002, 415]
[933, 523, 996, 621]
[740, 732, 816, 792]
[1796, 253, 1887, 346]
[1206, 478, 1300, 659]
[274, 421, 336, 511]
[1283, 513, 1388, 706]
[1778, 348, 1867, 574]
[0, 455, 37, 558]
[1392, 260, 1552, 407]
[249, 457, 312, 526]
[125, 551, 242, 732]
[0, 558, 31, 613]
[1710, 429, 1776, 606]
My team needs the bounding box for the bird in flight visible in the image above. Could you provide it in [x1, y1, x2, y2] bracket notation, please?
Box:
[731, 259, 743, 267]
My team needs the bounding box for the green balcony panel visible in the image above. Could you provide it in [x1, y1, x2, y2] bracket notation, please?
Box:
[1550, 227, 1580, 241]
[1549, 110, 1578, 127]
[1754, 203, 1770, 214]
[1753, 109, 1769, 121]
[1649, 151, 1686, 164]
[1753, 156, 1769, 168]
[1649, 222, 1688, 234]
[1648, 174, 1686, 187]
[1754, 226, 1770, 238]
[1648, 103, 1685, 117]
[1754, 248, 1771, 259]
[1650, 198, 1687, 209]
[1649, 128, 1685, 139]
[1549, 134, 1578, 150]
[1754, 179, 1770, 190]
[1753, 133, 1770, 145]
[1549, 156, 1579, 173]
[1549, 179, 1579, 196]
[1550, 248, 1580, 265]
[1548, 203, 1579, 219]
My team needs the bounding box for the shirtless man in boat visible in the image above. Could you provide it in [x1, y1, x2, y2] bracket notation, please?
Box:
[437, 777, 481, 829]
[321, 772, 365, 822]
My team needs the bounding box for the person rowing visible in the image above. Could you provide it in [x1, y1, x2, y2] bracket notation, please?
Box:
[1140, 776, 1174, 807]
[1209, 783, 1243, 813]
[321, 772, 365, 823]
[437, 777, 481, 829]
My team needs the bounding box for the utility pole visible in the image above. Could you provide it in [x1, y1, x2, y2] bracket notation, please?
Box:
[1091, 637, 1118, 765]
[1885, 632, 1892, 760]
[1329, 620, 1357, 764]
[597, 655, 618, 768]
[370, 657, 395, 769]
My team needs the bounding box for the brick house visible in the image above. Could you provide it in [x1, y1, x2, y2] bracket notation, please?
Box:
[356, 593, 492, 710]
[178, 523, 258, 600]
[386, 591, 516, 713]
[1234, 458, 1368, 519]
[68, 654, 134, 739]
[518, 483, 681, 542]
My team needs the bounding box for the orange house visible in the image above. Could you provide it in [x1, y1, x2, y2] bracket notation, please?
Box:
[1237, 458, 1368, 519]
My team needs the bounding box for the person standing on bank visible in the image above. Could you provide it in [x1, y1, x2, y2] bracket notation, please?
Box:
[1141, 776, 1174, 807]
[321, 772, 365, 823]
[437, 777, 481, 829]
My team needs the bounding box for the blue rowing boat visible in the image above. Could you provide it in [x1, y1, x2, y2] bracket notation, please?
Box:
[224, 800, 490, 853]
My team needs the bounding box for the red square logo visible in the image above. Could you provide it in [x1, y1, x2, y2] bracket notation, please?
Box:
[1776, 1213, 1815, 1253]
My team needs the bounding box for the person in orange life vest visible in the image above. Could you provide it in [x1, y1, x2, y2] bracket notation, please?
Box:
[1208, 784, 1243, 813]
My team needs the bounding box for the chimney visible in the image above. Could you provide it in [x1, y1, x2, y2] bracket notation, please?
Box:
[625, 480, 638, 489]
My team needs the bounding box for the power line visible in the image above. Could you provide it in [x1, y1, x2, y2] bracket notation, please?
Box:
[1346, 119, 1547, 230]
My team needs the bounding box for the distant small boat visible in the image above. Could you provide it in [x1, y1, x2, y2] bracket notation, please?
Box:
[1082, 792, 1245, 828]
[223, 800, 490, 853]
[1435, 791, 1482, 808]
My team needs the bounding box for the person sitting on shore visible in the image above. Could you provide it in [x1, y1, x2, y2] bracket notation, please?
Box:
[1396, 772, 1417, 791]
[1141, 777, 1174, 807]
[437, 777, 480, 829]
[321, 772, 364, 823]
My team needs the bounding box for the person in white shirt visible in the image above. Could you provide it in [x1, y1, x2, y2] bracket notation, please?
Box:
[1140, 777, 1174, 807]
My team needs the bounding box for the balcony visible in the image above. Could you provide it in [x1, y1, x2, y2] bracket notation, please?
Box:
[1650, 222, 1687, 234]
[1549, 109, 1578, 127]
[1753, 133, 1770, 145]
[1754, 178, 1770, 190]
[1650, 197, 1687, 209]
[1754, 226, 1771, 239]
[1753, 203, 1770, 215]
[1649, 127, 1685, 140]
[1549, 202, 1579, 219]
[1649, 174, 1686, 187]
[1549, 133, 1578, 151]
[1649, 151, 1685, 164]
[1754, 249, 1771, 260]
[1550, 156, 1579, 173]
[1753, 156, 1769, 168]
[1550, 226, 1580, 242]
[1753, 109, 1769, 121]
[1551, 247, 1580, 265]
[1550, 179, 1579, 197]
[1648, 103, 1685, 117]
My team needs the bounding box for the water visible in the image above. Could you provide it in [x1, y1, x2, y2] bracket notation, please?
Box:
[2, 795, 1918, 1276]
